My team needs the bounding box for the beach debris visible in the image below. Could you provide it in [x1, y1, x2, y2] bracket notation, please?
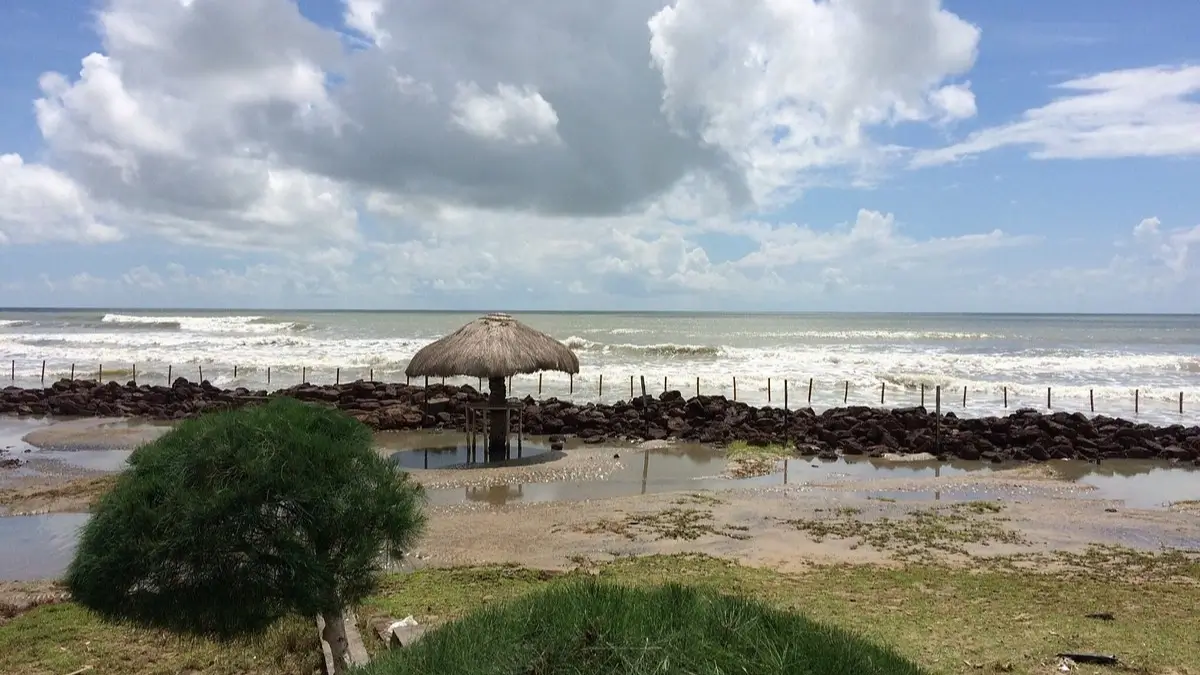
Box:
[371, 614, 426, 649]
[1056, 652, 1119, 666]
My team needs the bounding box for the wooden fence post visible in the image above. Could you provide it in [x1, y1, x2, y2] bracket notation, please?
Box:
[732, 376, 737, 401]
[767, 377, 772, 403]
[1180, 391, 1184, 415]
[8, 359, 12, 382]
[40, 360, 46, 384]
[962, 385, 966, 408]
[1046, 386, 1051, 409]
[199, 365, 204, 382]
[168, 365, 172, 384]
[98, 364, 102, 383]
[843, 381, 849, 404]
[70, 363, 74, 381]
[630, 375, 634, 399]
[1089, 389, 1094, 412]
[369, 367, 374, 382]
[569, 373, 574, 395]
[920, 383, 925, 407]
[663, 376, 667, 393]
[1135, 389, 1140, 414]
[336, 367, 341, 385]
[1003, 386, 1008, 409]
[935, 386, 942, 453]
[807, 378, 813, 404]
[132, 363, 137, 384]
[538, 373, 543, 395]
[695, 376, 700, 397]
[599, 373, 604, 397]
[234, 365, 238, 378]
[267, 366, 271, 385]
[880, 382, 885, 405]
[301, 366, 305, 383]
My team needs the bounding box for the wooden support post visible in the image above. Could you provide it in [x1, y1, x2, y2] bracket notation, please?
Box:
[630, 375, 634, 399]
[695, 376, 700, 397]
[1003, 386, 1008, 408]
[98, 364, 102, 383]
[843, 380, 849, 404]
[8, 359, 12, 382]
[441, 377, 445, 385]
[569, 373, 574, 395]
[920, 383, 925, 407]
[132, 363, 137, 384]
[369, 367, 374, 382]
[301, 367, 306, 383]
[336, 367, 341, 385]
[767, 377, 772, 403]
[640, 376, 649, 435]
[199, 365, 204, 382]
[70, 363, 74, 380]
[1046, 386, 1051, 409]
[1180, 391, 1184, 415]
[807, 378, 813, 404]
[1089, 389, 1094, 412]
[880, 382, 885, 405]
[234, 365, 238, 378]
[599, 373, 604, 397]
[935, 386, 942, 454]
[962, 385, 967, 408]
[538, 373, 543, 395]
[732, 376, 737, 401]
[1135, 389, 1140, 414]
[40, 360, 45, 384]
[168, 364, 172, 383]
[267, 366, 271, 385]
[663, 376, 667, 393]
[784, 379, 789, 410]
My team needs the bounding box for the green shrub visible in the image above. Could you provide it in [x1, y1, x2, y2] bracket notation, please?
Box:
[358, 581, 928, 675]
[66, 397, 426, 641]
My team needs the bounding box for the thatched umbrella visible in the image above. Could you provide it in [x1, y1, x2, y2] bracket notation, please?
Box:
[404, 313, 579, 458]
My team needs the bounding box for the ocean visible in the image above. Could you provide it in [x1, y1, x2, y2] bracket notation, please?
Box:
[2, 309, 1199, 425]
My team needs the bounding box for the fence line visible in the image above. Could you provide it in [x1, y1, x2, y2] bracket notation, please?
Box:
[3, 358, 1198, 420]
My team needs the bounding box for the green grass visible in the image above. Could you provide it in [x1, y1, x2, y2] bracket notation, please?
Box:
[724, 441, 794, 477]
[356, 580, 926, 675]
[4, 550, 1198, 675]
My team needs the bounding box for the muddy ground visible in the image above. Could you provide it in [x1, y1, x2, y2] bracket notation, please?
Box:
[2, 416, 1198, 584]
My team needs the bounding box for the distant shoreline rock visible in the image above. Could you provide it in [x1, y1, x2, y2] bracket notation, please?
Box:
[2, 378, 1198, 465]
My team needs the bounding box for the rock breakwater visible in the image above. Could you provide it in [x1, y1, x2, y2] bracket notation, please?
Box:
[2, 379, 1199, 465]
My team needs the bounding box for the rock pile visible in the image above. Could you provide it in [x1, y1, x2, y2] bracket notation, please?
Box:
[1, 379, 1198, 465]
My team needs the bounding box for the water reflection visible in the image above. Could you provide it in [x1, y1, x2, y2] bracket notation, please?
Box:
[0, 513, 89, 581]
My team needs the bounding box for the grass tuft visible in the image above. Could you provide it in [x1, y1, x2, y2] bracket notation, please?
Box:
[356, 580, 927, 675]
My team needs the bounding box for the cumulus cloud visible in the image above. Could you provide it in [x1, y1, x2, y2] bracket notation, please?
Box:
[0, 153, 121, 245]
[912, 65, 1200, 167]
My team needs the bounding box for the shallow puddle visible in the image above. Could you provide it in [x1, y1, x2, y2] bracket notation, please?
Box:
[0, 513, 89, 581]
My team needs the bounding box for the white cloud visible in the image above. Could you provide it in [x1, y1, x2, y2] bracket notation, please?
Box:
[0, 153, 121, 245]
[913, 65, 1200, 167]
[929, 83, 977, 121]
[450, 83, 561, 145]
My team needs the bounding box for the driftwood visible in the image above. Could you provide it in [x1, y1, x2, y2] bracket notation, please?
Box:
[1057, 652, 1119, 666]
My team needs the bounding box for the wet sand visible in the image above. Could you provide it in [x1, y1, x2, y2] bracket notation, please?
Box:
[2, 416, 1199, 581]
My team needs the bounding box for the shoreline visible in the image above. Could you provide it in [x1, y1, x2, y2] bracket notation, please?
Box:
[2, 378, 1199, 465]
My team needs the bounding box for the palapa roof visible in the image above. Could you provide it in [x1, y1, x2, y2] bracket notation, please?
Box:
[404, 312, 580, 379]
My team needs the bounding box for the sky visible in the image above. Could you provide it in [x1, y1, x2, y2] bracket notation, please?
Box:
[1, 0, 1199, 313]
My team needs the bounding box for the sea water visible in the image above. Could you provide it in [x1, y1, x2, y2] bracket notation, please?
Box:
[2, 310, 1199, 424]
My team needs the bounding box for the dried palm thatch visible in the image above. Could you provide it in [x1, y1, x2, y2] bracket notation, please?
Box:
[404, 313, 580, 380]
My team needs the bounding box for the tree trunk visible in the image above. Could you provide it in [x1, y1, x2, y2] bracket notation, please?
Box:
[321, 610, 350, 675]
[488, 376, 507, 461]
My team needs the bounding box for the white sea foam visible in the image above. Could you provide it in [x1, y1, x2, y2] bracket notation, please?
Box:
[3, 311, 1200, 425]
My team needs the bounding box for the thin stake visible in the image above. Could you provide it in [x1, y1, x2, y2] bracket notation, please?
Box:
[168, 365, 172, 383]
[40, 360, 46, 384]
[599, 373, 604, 397]
[301, 367, 306, 383]
[336, 367, 341, 385]
[732, 376, 737, 401]
[767, 377, 772, 403]
[1180, 391, 1184, 415]
[98, 364, 102, 383]
[132, 363, 136, 384]
[199, 365, 204, 382]
[663, 376, 667, 393]
[1135, 389, 1140, 414]
[962, 385, 967, 408]
[234, 365, 238, 378]
[1090, 389, 1094, 412]
[1046, 386, 1051, 409]
[370, 367, 374, 382]
[880, 382, 885, 405]
[695, 376, 700, 397]
[441, 376, 445, 385]
[70, 363, 74, 380]
[807, 378, 813, 404]
[508, 375, 513, 392]
[9, 359, 13, 382]
[920, 383, 925, 407]
[630, 375, 634, 399]
[935, 386, 942, 454]
[538, 373, 543, 395]
[1003, 386, 1008, 408]
[569, 373, 574, 395]
[267, 366, 271, 385]
[784, 379, 789, 410]
[843, 381, 849, 404]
